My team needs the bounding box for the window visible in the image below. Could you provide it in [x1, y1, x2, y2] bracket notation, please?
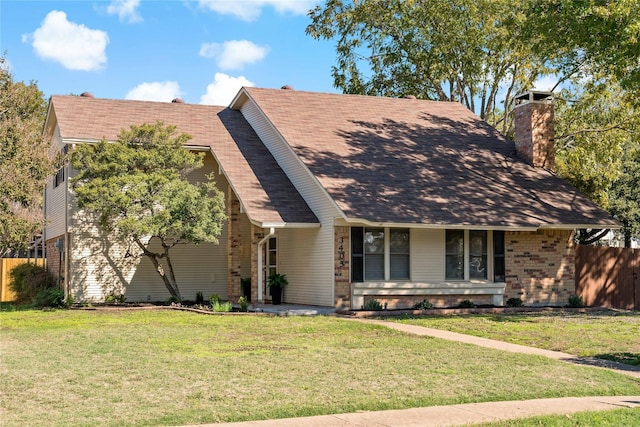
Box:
[351, 227, 410, 282]
[364, 228, 384, 280]
[445, 230, 464, 280]
[53, 167, 65, 188]
[493, 231, 505, 282]
[390, 229, 410, 279]
[469, 231, 487, 279]
[446, 230, 489, 281]
[53, 145, 69, 188]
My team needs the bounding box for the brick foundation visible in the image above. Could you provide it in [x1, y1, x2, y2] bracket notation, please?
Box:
[504, 229, 575, 305]
[363, 295, 493, 310]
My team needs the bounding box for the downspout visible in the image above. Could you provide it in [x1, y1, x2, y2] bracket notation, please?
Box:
[257, 227, 275, 304]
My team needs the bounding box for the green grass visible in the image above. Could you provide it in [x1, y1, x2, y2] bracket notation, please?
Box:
[392, 310, 640, 365]
[1, 309, 639, 426]
[473, 408, 640, 426]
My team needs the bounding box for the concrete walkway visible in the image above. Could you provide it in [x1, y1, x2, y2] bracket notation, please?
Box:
[187, 396, 639, 426]
[354, 318, 640, 379]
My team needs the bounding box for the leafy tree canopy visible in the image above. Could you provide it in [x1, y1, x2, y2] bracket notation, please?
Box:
[0, 54, 52, 256]
[71, 122, 226, 299]
[307, 0, 548, 134]
[525, 0, 640, 96]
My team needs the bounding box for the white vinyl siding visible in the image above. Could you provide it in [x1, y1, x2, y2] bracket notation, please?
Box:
[67, 152, 230, 302]
[241, 101, 341, 306]
[410, 229, 445, 281]
[44, 132, 68, 240]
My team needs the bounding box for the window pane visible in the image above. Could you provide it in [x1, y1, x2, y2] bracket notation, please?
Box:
[494, 231, 505, 282]
[268, 237, 276, 250]
[469, 255, 487, 279]
[365, 254, 384, 280]
[446, 255, 464, 280]
[446, 230, 464, 255]
[351, 227, 363, 255]
[390, 254, 409, 280]
[351, 227, 364, 282]
[390, 229, 409, 280]
[469, 231, 487, 279]
[390, 229, 409, 253]
[494, 257, 505, 282]
[364, 229, 384, 254]
[352, 255, 363, 282]
[445, 230, 465, 280]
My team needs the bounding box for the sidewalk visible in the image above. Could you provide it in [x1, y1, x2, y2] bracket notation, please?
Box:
[183, 396, 640, 427]
[354, 318, 640, 379]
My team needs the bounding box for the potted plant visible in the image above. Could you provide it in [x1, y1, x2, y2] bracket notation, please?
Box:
[266, 272, 288, 305]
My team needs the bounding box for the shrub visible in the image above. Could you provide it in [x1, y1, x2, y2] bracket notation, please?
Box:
[9, 263, 55, 304]
[105, 293, 126, 304]
[458, 299, 476, 308]
[166, 295, 181, 305]
[413, 299, 434, 310]
[506, 297, 523, 307]
[33, 288, 66, 308]
[212, 300, 232, 312]
[567, 294, 585, 308]
[209, 293, 221, 306]
[195, 291, 204, 304]
[363, 299, 383, 311]
[238, 296, 249, 312]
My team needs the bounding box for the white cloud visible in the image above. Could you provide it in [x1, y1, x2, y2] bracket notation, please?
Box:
[198, 0, 317, 21]
[533, 75, 559, 92]
[31, 11, 109, 71]
[199, 40, 269, 70]
[107, 0, 142, 23]
[200, 73, 254, 106]
[125, 81, 182, 102]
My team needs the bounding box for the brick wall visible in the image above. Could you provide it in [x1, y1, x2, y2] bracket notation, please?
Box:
[334, 226, 350, 310]
[45, 236, 64, 286]
[514, 101, 555, 171]
[250, 225, 264, 304]
[227, 187, 242, 303]
[504, 229, 575, 305]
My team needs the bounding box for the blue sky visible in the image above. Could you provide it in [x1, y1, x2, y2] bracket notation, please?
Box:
[1, 0, 339, 105]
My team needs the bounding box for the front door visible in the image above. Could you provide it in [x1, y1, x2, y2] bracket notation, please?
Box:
[263, 236, 277, 300]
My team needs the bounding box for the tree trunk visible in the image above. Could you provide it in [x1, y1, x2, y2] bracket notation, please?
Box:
[134, 238, 182, 300]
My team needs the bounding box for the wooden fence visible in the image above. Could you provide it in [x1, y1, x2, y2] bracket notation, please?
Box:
[0, 258, 46, 302]
[575, 245, 639, 310]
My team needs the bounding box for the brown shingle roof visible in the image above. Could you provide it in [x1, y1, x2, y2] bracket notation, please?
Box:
[49, 95, 318, 226]
[242, 87, 618, 228]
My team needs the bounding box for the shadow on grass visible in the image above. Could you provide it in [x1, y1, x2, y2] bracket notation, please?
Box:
[594, 352, 640, 367]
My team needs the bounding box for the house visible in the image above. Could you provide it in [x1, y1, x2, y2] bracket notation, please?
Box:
[43, 88, 619, 309]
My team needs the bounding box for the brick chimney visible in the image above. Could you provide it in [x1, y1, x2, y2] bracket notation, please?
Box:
[514, 91, 555, 171]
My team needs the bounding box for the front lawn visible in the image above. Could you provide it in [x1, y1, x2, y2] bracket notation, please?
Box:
[1, 309, 639, 426]
[393, 310, 640, 365]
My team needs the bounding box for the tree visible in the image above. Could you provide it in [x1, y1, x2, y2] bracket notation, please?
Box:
[307, 0, 550, 135]
[524, 0, 640, 96]
[0, 54, 52, 257]
[70, 122, 226, 300]
[610, 142, 640, 246]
